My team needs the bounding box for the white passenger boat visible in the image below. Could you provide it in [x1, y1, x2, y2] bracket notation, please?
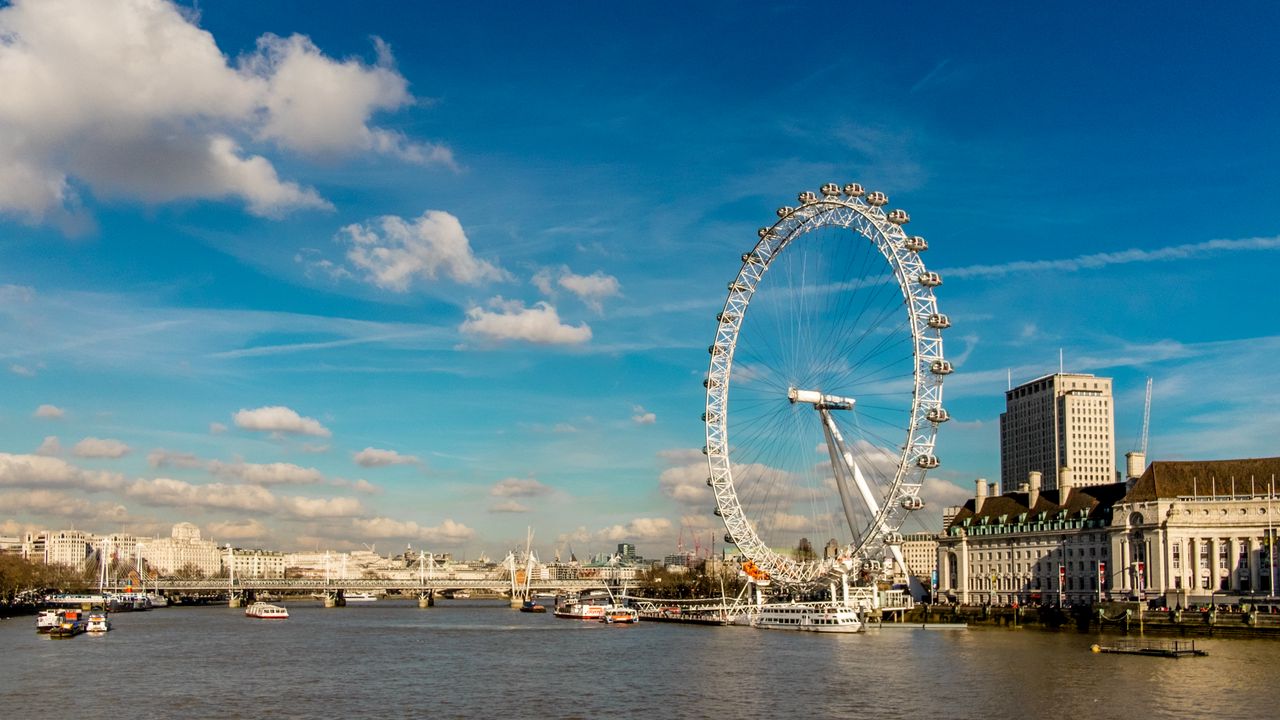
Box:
[245, 602, 289, 619]
[554, 600, 607, 620]
[751, 602, 864, 633]
[344, 591, 378, 602]
[601, 606, 640, 624]
[36, 609, 62, 633]
[85, 611, 112, 633]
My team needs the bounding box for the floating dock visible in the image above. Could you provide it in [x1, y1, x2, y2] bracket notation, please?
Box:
[1091, 639, 1207, 658]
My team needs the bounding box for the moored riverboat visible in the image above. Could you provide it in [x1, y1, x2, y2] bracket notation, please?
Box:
[601, 606, 639, 624]
[85, 611, 112, 633]
[519, 600, 547, 613]
[49, 610, 88, 638]
[554, 600, 606, 620]
[752, 602, 864, 633]
[36, 609, 62, 633]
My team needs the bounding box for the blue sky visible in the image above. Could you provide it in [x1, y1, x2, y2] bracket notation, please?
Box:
[2, 0, 1278, 558]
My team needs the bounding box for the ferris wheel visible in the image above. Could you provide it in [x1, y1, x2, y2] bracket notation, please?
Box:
[704, 183, 950, 588]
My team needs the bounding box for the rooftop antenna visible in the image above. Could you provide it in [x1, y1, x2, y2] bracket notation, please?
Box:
[1058, 348, 1064, 374]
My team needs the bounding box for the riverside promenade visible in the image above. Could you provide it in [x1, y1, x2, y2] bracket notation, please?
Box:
[901, 601, 1280, 639]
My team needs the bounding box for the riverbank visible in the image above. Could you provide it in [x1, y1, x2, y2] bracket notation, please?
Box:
[897, 602, 1280, 639]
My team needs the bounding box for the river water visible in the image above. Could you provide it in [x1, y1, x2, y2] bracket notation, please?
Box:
[3, 599, 1278, 719]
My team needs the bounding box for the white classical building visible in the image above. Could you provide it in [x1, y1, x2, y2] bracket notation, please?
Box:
[140, 522, 222, 577]
[43, 530, 93, 570]
[899, 532, 939, 588]
[1113, 457, 1280, 606]
[229, 549, 286, 579]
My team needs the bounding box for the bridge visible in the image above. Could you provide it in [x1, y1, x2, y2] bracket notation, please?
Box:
[117, 577, 618, 608]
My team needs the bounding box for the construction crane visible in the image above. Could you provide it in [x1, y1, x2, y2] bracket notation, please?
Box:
[1139, 377, 1153, 456]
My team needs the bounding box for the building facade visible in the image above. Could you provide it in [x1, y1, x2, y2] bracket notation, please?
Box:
[1000, 373, 1115, 491]
[140, 522, 222, 577]
[1112, 457, 1280, 606]
[899, 532, 939, 589]
[229, 549, 286, 579]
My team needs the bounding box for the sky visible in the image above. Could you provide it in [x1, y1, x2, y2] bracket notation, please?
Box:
[2, 0, 1278, 560]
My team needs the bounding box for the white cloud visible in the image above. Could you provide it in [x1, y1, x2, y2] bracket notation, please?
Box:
[72, 437, 131, 459]
[353, 447, 420, 467]
[233, 405, 331, 438]
[280, 495, 362, 519]
[944, 235, 1280, 280]
[0, 489, 127, 522]
[351, 479, 379, 494]
[0, 453, 124, 491]
[490, 477, 552, 498]
[207, 518, 269, 541]
[147, 449, 203, 469]
[339, 211, 508, 292]
[9, 363, 36, 376]
[533, 266, 621, 312]
[351, 516, 475, 545]
[461, 298, 591, 345]
[125, 477, 276, 513]
[34, 436, 61, 456]
[0, 0, 442, 227]
[595, 517, 673, 542]
[33, 404, 64, 419]
[631, 405, 656, 425]
[209, 460, 325, 485]
[489, 500, 530, 513]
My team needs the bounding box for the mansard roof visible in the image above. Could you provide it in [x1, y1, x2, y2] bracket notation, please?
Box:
[1124, 457, 1280, 502]
[950, 481, 1128, 528]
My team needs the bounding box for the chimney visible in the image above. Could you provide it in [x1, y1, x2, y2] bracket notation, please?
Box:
[1125, 451, 1146, 483]
[1058, 466, 1074, 503]
[1028, 471, 1042, 509]
[975, 478, 989, 513]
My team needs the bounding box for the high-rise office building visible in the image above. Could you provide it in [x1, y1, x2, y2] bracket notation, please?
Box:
[999, 372, 1115, 491]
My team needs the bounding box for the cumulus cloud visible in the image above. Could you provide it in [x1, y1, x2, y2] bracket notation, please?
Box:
[9, 363, 36, 377]
[353, 447, 421, 467]
[460, 298, 591, 345]
[147, 449, 204, 469]
[72, 437, 131, 459]
[658, 456, 711, 505]
[125, 477, 276, 512]
[0, 489, 127, 522]
[33, 404, 64, 419]
[280, 495, 362, 519]
[351, 516, 475, 545]
[532, 266, 621, 312]
[209, 460, 325, 485]
[338, 211, 509, 292]
[490, 477, 552, 498]
[631, 405, 656, 425]
[595, 517, 673, 542]
[34, 436, 62, 456]
[207, 518, 269, 541]
[233, 405, 331, 437]
[0, 453, 124, 491]
[0, 0, 445, 227]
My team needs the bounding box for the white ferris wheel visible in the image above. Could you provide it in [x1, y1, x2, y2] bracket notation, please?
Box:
[704, 182, 950, 589]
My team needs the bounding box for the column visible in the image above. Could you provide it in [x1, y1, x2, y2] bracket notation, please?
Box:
[959, 536, 970, 605]
[1229, 538, 1241, 592]
[1250, 538, 1262, 594]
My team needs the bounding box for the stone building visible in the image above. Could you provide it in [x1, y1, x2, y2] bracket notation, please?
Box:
[229, 548, 286, 579]
[1000, 373, 1115, 491]
[937, 469, 1125, 606]
[140, 522, 222, 577]
[899, 532, 939, 589]
[1113, 457, 1280, 606]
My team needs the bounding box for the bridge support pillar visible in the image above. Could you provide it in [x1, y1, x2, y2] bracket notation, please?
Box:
[418, 590, 434, 608]
[228, 594, 242, 609]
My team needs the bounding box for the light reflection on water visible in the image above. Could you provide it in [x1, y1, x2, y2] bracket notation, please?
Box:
[3, 599, 1278, 719]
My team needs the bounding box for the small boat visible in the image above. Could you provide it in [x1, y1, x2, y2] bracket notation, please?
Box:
[146, 593, 169, 608]
[49, 610, 88, 638]
[36, 609, 62, 633]
[85, 611, 112, 633]
[554, 601, 606, 621]
[245, 602, 289, 619]
[344, 591, 378, 602]
[519, 600, 547, 613]
[601, 606, 639, 624]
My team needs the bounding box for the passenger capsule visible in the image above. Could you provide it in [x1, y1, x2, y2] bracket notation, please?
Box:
[706, 477, 714, 487]
[777, 206, 795, 217]
[904, 236, 928, 252]
[820, 182, 840, 197]
[843, 183, 865, 197]
[884, 532, 904, 546]
[728, 281, 750, 292]
[716, 311, 738, 323]
[703, 376, 720, 388]
[886, 209, 910, 225]
[741, 252, 765, 265]
[865, 191, 888, 206]
[724, 534, 736, 545]
[927, 313, 951, 329]
[797, 190, 818, 204]
[930, 359, 954, 375]
[918, 271, 942, 287]
[926, 407, 951, 423]
[916, 455, 940, 469]
[758, 227, 773, 238]
[708, 344, 725, 356]
[713, 507, 723, 517]
[900, 495, 925, 510]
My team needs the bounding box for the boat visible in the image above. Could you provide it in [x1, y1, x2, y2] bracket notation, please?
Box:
[601, 606, 639, 624]
[751, 602, 864, 633]
[146, 593, 169, 608]
[49, 610, 88, 638]
[519, 600, 547, 613]
[343, 591, 378, 602]
[36, 609, 62, 633]
[244, 602, 289, 619]
[85, 611, 112, 633]
[553, 600, 607, 620]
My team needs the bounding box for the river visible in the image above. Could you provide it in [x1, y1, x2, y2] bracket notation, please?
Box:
[3, 599, 1278, 718]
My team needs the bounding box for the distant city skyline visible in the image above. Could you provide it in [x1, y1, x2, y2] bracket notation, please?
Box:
[2, 1, 1278, 558]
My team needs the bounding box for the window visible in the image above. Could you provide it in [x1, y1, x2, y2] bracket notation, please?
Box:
[1172, 543, 1181, 570]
